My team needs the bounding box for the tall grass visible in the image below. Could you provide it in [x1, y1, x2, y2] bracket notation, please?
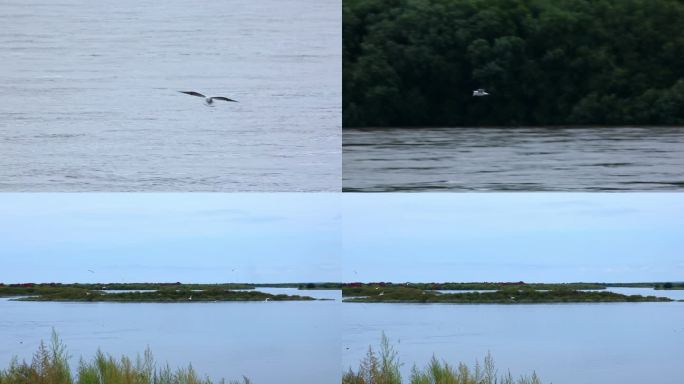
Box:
[0, 330, 249, 384]
[343, 334, 542, 384]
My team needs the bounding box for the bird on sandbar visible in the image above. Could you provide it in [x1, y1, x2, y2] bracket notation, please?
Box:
[179, 91, 238, 106]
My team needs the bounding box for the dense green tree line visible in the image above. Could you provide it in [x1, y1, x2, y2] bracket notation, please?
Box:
[343, 0, 684, 127]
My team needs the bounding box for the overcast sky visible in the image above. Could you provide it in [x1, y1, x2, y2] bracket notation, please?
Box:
[2, 193, 681, 284]
[0, 193, 340, 283]
[343, 193, 684, 283]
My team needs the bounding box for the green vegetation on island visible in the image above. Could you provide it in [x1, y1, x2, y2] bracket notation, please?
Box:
[344, 0, 684, 127]
[0, 283, 252, 297]
[15, 289, 315, 303]
[0, 331, 248, 384]
[0, 283, 320, 302]
[344, 334, 542, 384]
[342, 284, 671, 303]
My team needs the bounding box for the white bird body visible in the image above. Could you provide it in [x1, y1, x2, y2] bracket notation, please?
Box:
[179, 91, 238, 106]
[472, 88, 489, 96]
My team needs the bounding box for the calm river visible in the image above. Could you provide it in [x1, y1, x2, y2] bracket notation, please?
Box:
[343, 288, 684, 384]
[343, 127, 684, 191]
[0, 0, 341, 191]
[0, 289, 340, 383]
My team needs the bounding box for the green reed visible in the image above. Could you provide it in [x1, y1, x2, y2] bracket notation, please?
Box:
[343, 334, 543, 384]
[0, 331, 249, 384]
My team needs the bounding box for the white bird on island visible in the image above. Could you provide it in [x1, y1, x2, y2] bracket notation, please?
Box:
[472, 88, 489, 96]
[188, 296, 192, 301]
[264, 298, 271, 302]
[179, 91, 238, 106]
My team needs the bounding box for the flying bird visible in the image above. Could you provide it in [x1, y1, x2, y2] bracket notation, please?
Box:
[179, 91, 238, 106]
[472, 88, 489, 96]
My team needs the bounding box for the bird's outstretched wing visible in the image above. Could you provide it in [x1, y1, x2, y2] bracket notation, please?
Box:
[210, 97, 238, 103]
[179, 91, 206, 98]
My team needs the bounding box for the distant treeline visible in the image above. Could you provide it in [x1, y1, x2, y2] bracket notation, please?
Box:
[343, 281, 605, 290]
[655, 282, 684, 290]
[343, 0, 684, 127]
[0, 282, 341, 294]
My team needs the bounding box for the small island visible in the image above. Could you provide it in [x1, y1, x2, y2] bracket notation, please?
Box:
[342, 283, 673, 304]
[0, 282, 329, 302]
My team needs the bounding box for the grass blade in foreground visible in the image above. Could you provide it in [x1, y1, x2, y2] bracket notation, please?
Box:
[0, 330, 249, 384]
[343, 334, 542, 384]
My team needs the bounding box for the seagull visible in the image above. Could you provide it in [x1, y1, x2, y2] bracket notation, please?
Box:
[179, 91, 238, 106]
[472, 88, 489, 96]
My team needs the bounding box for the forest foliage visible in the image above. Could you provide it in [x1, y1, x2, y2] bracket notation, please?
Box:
[343, 0, 684, 127]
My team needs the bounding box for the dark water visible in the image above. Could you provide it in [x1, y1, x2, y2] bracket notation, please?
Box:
[0, 0, 340, 191]
[343, 300, 684, 384]
[343, 127, 684, 191]
[0, 288, 340, 383]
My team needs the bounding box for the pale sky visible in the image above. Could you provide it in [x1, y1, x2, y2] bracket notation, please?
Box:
[0, 193, 340, 283]
[2, 193, 681, 284]
[343, 193, 684, 283]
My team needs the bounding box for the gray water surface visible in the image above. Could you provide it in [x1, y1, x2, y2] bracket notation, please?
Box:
[343, 302, 684, 384]
[343, 127, 684, 191]
[0, 0, 341, 191]
[0, 290, 340, 383]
